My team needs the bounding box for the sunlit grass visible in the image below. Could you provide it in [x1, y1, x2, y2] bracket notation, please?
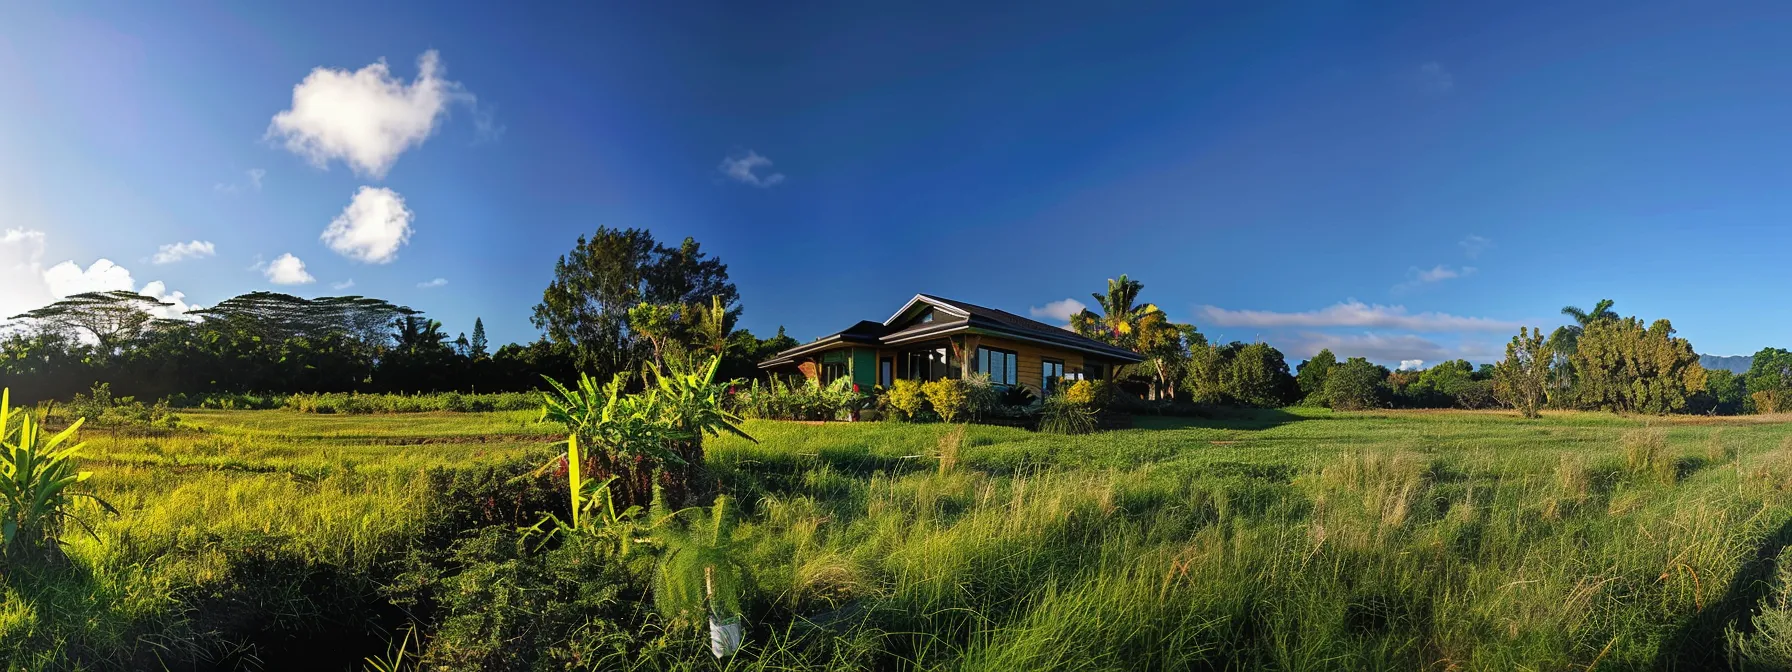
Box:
[12, 406, 1792, 669]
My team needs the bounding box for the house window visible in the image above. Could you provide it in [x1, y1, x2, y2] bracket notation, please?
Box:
[1085, 363, 1105, 380]
[976, 346, 1018, 386]
[879, 358, 893, 387]
[1042, 359, 1065, 392]
[902, 348, 957, 381]
[820, 361, 849, 384]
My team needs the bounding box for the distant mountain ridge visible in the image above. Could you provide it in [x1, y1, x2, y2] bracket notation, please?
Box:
[1700, 354, 1752, 374]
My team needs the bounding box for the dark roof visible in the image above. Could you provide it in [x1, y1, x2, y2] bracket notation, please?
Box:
[760, 294, 1143, 367]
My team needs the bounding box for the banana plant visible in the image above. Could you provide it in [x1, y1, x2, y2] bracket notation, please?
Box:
[0, 389, 116, 557]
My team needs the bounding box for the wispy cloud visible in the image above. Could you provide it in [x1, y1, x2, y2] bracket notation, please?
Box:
[1459, 234, 1492, 259]
[1028, 298, 1088, 324]
[1281, 331, 1501, 364]
[247, 168, 266, 191]
[1393, 264, 1476, 292]
[417, 277, 447, 289]
[1199, 300, 1520, 332]
[267, 50, 475, 179]
[331, 279, 355, 290]
[719, 150, 786, 187]
[152, 240, 216, 265]
[1408, 62, 1454, 95]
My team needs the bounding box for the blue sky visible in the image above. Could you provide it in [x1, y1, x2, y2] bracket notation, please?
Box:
[4, 1, 1791, 367]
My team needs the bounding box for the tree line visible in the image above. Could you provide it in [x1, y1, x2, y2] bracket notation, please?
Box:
[1061, 279, 1787, 417]
[0, 229, 796, 404]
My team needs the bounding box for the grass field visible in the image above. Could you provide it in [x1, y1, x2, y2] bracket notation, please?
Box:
[9, 406, 1792, 670]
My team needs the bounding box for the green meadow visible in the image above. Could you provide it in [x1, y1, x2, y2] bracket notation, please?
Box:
[11, 407, 1792, 670]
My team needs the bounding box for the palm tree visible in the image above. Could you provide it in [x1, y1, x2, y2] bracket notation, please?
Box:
[1070, 274, 1164, 348]
[1552, 299, 1617, 356]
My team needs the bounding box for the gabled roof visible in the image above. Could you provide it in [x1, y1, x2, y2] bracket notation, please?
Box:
[760, 294, 1143, 367]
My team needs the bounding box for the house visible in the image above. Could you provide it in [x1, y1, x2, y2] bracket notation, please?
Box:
[758, 294, 1144, 394]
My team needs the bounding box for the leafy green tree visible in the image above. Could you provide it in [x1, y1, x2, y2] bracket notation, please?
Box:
[1569, 317, 1705, 414]
[532, 229, 740, 380]
[1323, 357, 1389, 411]
[1295, 349, 1337, 403]
[1219, 342, 1297, 408]
[1494, 327, 1552, 418]
[1744, 348, 1792, 413]
[1692, 368, 1746, 415]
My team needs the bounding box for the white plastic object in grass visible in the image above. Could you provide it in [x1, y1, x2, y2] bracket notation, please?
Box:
[709, 615, 742, 658]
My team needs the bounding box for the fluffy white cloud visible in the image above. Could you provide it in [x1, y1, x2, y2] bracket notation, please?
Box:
[268, 50, 471, 179]
[331, 279, 356, 290]
[1399, 359, 1426, 371]
[719, 150, 785, 187]
[1029, 298, 1087, 324]
[44, 259, 134, 297]
[322, 187, 414, 263]
[0, 229, 197, 321]
[1199, 300, 1520, 332]
[152, 240, 216, 264]
[264, 253, 315, 285]
[417, 277, 447, 289]
[0, 229, 54, 318]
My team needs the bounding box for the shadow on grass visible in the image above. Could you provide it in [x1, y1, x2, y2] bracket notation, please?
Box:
[1655, 513, 1792, 670]
[1129, 407, 1313, 432]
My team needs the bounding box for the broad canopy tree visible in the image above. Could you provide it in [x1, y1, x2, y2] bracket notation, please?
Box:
[532, 228, 741, 381]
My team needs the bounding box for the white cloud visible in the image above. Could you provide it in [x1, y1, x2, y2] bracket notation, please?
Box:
[0, 229, 54, 318]
[152, 240, 216, 264]
[267, 50, 472, 179]
[322, 186, 414, 263]
[264, 253, 315, 285]
[1410, 62, 1454, 94]
[719, 150, 786, 187]
[247, 168, 266, 191]
[1393, 264, 1477, 292]
[417, 277, 447, 289]
[1028, 298, 1088, 324]
[0, 229, 197, 321]
[1399, 359, 1425, 371]
[1199, 300, 1520, 332]
[44, 258, 135, 297]
[1459, 234, 1492, 258]
[331, 279, 356, 290]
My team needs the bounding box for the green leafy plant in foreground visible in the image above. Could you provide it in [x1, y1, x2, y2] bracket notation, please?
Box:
[0, 389, 114, 560]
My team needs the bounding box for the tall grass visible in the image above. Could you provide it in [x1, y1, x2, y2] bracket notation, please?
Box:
[15, 405, 1792, 669]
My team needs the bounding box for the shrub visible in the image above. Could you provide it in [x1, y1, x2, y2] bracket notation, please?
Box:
[61, 383, 181, 429]
[885, 379, 928, 420]
[0, 389, 113, 561]
[962, 374, 1001, 420]
[1063, 379, 1112, 408]
[1324, 358, 1388, 411]
[921, 379, 970, 423]
[730, 377, 865, 421]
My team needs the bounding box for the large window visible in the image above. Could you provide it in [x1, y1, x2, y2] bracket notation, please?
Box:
[1042, 359, 1065, 392]
[976, 346, 1018, 386]
[902, 348, 958, 381]
[819, 361, 849, 384]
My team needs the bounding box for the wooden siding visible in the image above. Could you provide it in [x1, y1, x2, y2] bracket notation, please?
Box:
[972, 334, 1084, 390]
